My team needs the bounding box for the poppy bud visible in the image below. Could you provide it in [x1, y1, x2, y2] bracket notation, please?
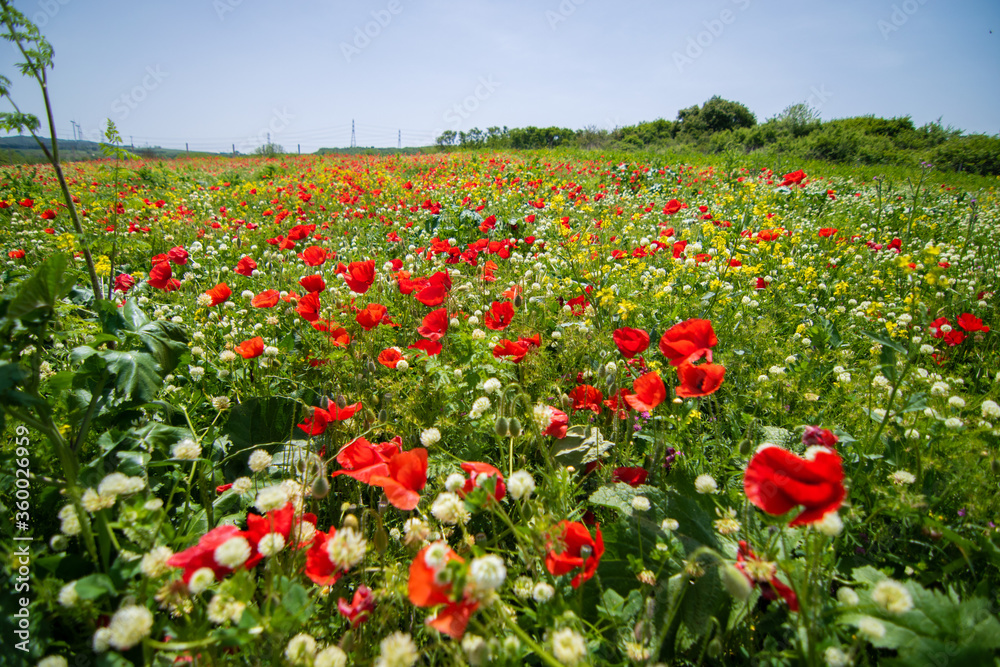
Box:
[295, 457, 307, 473]
[342, 514, 359, 531]
[605, 373, 616, 390]
[633, 620, 645, 642]
[374, 525, 389, 554]
[378, 409, 388, 423]
[707, 638, 722, 659]
[513, 293, 523, 308]
[738, 438, 752, 455]
[312, 474, 330, 499]
[561, 393, 572, 410]
[367, 359, 377, 374]
[598, 364, 607, 379]
[335, 394, 347, 409]
[509, 417, 523, 437]
[495, 417, 509, 437]
[722, 564, 753, 601]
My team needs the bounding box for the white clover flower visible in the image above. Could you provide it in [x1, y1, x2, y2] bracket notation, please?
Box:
[241, 290, 255, 300]
[431, 492, 470, 525]
[944, 417, 963, 430]
[206, 593, 246, 625]
[231, 477, 253, 494]
[469, 396, 491, 419]
[99, 472, 144, 497]
[890, 470, 916, 485]
[858, 616, 886, 641]
[824, 646, 851, 667]
[469, 554, 507, 592]
[694, 474, 717, 494]
[532, 581, 555, 602]
[550, 628, 587, 666]
[872, 579, 914, 614]
[483, 378, 502, 394]
[327, 528, 367, 570]
[508, 470, 536, 500]
[93, 627, 112, 653]
[257, 532, 286, 557]
[187, 567, 215, 594]
[214, 536, 251, 569]
[140, 546, 174, 579]
[817, 511, 844, 536]
[420, 427, 442, 447]
[212, 396, 232, 411]
[171, 437, 201, 460]
[197, 293, 214, 307]
[982, 400, 1000, 419]
[58, 505, 81, 536]
[403, 517, 430, 546]
[107, 605, 154, 651]
[445, 472, 466, 492]
[219, 349, 237, 363]
[919, 344, 935, 354]
[189, 365, 206, 380]
[38, 657, 68, 667]
[254, 484, 290, 513]
[930, 381, 949, 397]
[315, 645, 348, 667]
[948, 396, 965, 409]
[82, 488, 115, 512]
[285, 633, 318, 665]
[461, 634, 489, 666]
[58, 581, 79, 607]
[248, 449, 273, 472]
[375, 631, 419, 667]
[837, 587, 859, 606]
[631, 496, 651, 512]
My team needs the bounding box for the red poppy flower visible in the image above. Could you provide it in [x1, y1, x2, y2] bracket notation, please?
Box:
[613, 327, 650, 359]
[675, 350, 725, 397]
[147, 261, 175, 290]
[818, 228, 838, 238]
[356, 303, 387, 331]
[234, 256, 257, 276]
[542, 406, 569, 439]
[369, 448, 428, 510]
[345, 259, 376, 293]
[205, 283, 232, 307]
[415, 283, 448, 306]
[802, 426, 838, 448]
[18, 198, 33, 208]
[929, 317, 951, 338]
[331, 436, 401, 483]
[545, 520, 604, 588]
[298, 245, 328, 266]
[304, 528, 348, 586]
[408, 544, 477, 639]
[735, 540, 799, 611]
[338, 585, 376, 628]
[8, 249, 26, 259]
[744, 444, 845, 526]
[287, 223, 316, 241]
[756, 277, 770, 290]
[40, 208, 56, 220]
[242, 502, 302, 568]
[957, 313, 990, 333]
[409, 340, 442, 356]
[662, 199, 682, 215]
[417, 308, 449, 341]
[299, 274, 326, 293]
[296, 292, 321, 321]
[568, 385, 603, 414]
[492, 339, 530, 363]
[328, 326, 351, 348]
[234, 336, 264, 359]
[252, 289, 280, 308]
[168, 246, 189, 265]
[459, 462, 506, 502]
[113, 273, 135, 292]
[484, 300, 515, 330]
[166, 524, 248, 583]
[378, 347, 405, 369]
[624, 371, 666, 412]
[298, 400, 363, 436]
[780, 170, 807, 187]
[612, 466, 648, 487]
[659, 318, 718, 366]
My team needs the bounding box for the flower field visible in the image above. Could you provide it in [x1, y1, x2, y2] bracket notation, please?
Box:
[1, 151, 999, 666]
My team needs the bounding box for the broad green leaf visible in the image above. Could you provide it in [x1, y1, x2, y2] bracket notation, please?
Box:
[73, 573, 117, 600]
[861, 329, 908, 354]
[589, 483, 664, 518]
[551, 425, 613, 468]
[102, 350, 162, 404]
[7, 253, 71, 321]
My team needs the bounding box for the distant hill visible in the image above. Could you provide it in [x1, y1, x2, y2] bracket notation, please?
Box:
[316, 146, 428, 156]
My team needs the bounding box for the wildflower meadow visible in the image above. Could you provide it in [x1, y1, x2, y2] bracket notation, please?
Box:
[1, 6, 1000, 667]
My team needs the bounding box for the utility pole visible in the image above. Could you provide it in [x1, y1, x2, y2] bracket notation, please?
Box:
[267, 132, 271, 146]
[297, 144, 301, 155]
[185, 142, 189, 156]
[350, 119, 356, 148]
[398, 130, 401, 149]
[232, 143, 236, 157]
[70, 121, 77, 141]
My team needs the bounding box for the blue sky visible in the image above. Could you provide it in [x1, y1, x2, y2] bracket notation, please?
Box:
[2, 0, 998, 152]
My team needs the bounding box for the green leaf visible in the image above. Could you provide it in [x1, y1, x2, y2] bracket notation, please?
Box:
[221, 397, 302, 452]
[861, 329, 907, 354]
[7, 253, 72, 321]
[589, 483, 664, 518]
[136, 320, 188, 374]
[551, 425, 613, 468]
[880, 344, 898, 382]
[73, 573, 117, 600]
[102, 350, 162, 404]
